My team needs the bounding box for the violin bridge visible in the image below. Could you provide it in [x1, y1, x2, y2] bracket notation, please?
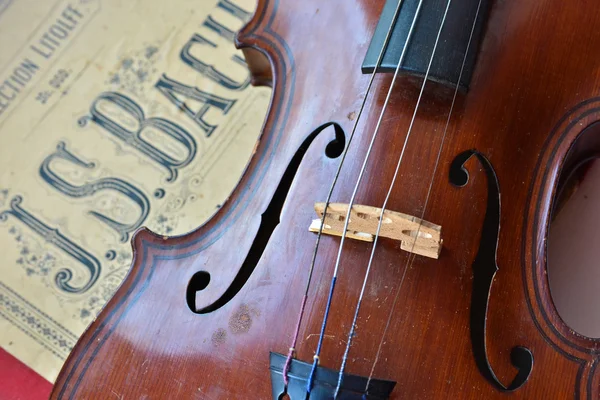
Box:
[309, 203, 442, 259]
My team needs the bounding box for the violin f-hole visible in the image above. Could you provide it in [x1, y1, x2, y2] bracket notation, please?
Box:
[450, 149, 534, 392]
[187, 122, 346, 314]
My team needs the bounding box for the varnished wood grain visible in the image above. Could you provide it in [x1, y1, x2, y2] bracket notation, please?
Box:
[51, 0, 600, 398]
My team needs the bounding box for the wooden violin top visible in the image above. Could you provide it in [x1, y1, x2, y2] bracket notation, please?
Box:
[51, 0, 600, 398]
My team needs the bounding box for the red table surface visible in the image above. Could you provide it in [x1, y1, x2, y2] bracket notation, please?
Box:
[0, 348, 52, 400]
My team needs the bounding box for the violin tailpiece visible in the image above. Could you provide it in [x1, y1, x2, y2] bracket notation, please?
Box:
[309, 202, 442, 259]
[269, 352, 396, 400]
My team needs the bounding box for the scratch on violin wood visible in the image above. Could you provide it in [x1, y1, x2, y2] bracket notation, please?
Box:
[173, 378, 184, 397]
[111, 390, 123, 399]
[305, 333, 334, 341]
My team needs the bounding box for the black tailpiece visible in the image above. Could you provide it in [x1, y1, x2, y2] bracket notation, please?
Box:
[269, 352, 396, 400]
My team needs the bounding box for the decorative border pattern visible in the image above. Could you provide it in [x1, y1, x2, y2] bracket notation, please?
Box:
[0, 281, 78, 359]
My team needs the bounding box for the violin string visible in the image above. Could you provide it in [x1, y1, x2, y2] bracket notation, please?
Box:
[333, 0, 454, 396]
[280, 0, 407, 388]
[364, 0, 484, 393]
[306, 0, 425, 394]
[305, 1, 426, 395]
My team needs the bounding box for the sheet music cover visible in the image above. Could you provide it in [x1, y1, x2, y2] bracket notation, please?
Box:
[0, 0, 269, 381]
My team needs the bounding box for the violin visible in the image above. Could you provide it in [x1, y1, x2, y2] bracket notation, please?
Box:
[51, 0, 600, 398]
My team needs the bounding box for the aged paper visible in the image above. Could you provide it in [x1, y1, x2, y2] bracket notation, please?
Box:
[0, 0, 269, 382]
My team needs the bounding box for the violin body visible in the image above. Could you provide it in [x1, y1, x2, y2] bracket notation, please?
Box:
[51, 0, 600, 398]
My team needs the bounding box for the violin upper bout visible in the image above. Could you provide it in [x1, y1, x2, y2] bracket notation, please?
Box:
[235, 0, 274, 87]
